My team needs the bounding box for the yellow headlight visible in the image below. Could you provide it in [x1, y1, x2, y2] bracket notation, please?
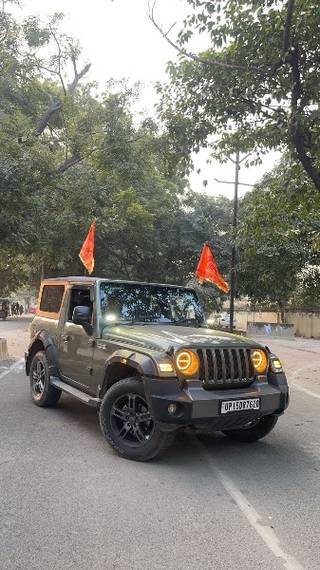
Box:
[251, 349, 268, 374]
[175, 350, 199, 376]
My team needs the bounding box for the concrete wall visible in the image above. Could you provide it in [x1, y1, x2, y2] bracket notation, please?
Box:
[235, 310, 320, 339]
[286, 312, 320, 339]
[235, 311, 280, 332]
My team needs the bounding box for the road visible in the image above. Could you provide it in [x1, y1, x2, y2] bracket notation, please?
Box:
[1, 320, 320, 570]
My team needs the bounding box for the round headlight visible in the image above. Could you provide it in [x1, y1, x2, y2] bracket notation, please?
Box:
[251, 349, 268, 374]
[175, 350, 199, 376]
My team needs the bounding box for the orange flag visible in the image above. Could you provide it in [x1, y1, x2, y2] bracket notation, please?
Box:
[195, 242, 229, 293]
[79, 220, 95, 274]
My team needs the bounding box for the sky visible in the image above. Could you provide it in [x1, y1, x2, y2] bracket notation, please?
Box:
[21, 0, 280, 198]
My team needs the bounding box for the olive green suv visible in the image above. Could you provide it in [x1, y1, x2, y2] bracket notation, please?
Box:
[25, 277, 289, 461]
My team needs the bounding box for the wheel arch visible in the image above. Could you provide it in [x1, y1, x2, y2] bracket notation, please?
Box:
[99, 351, 158, 398]
[26, 330, 59, 377]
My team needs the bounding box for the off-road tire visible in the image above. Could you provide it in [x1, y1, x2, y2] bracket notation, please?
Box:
[223, 414, 278, 443]
[99, 377, 175, 461]
[30, 351, 61, 407]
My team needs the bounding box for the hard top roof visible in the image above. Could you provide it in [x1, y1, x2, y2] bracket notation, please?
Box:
[41, 276, 193, 289]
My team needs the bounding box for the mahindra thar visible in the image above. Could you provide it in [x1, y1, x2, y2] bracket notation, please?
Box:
[25, 277, 289, 461]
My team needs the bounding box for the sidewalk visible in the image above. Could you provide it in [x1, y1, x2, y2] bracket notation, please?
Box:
[0, 316, 32, 359]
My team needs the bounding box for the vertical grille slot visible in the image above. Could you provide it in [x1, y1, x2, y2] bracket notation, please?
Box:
[206, 349, 214, 379]
[197, 349, 205, 380]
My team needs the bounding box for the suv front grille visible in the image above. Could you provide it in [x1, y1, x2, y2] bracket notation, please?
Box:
[197, 348, 255, 388]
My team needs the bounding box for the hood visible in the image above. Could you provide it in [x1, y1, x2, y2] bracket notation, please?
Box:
[101, 324, 260, 353]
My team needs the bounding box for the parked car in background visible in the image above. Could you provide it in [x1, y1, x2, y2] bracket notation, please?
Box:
[218, 312, 236, 329]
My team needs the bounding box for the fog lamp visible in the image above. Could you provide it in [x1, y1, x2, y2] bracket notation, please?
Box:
[168, 403, 177, 415]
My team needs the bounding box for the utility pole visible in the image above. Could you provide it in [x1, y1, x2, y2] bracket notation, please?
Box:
[214, 154, 254, 333]
[229, 151, 240, 332]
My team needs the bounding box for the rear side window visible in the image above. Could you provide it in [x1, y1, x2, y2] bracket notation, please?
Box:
[40, 285, 65, 313]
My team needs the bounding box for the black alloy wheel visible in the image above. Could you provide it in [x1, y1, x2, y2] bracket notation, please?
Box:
[31, 358, 46, 400]
[99, 377, 176, 461]
[29, 351, 61, 407]
[110, 392, 155, 446]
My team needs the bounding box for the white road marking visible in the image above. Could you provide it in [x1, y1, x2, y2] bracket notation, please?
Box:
[290, 364, 320, 400]
[0, 358, 24, 380]
[292, 383, 320, 400]
[195, 438, 305, 570]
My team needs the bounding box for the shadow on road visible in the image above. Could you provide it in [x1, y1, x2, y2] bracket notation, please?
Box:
[51, 393, 317, 489]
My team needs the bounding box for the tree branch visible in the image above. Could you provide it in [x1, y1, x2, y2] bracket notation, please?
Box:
[147, 0, 258, 72]
[36, 94, 62, 135]
[283, 0, 296, 53]
[57, 153, 82, 173]
[56, 146, 98, 173]
[68, 55, 91, 94]
[289, 45, 320, 190]
[51, 30, 67, 96]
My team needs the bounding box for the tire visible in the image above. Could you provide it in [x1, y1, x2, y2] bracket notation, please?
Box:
[30, 351, 61, 407]
[223, 414, 278, 443]
[99, 377, 175, 461]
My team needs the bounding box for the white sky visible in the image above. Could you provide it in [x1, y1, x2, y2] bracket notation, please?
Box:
[21, 0, 279, 198]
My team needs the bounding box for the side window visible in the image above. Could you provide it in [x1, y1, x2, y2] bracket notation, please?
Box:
[40, 285, 65, 314]
[68, 287, 93, 322]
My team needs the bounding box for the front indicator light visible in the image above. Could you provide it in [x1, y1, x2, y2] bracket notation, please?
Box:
[175, 350, 199, 376]
[271, 358, 283, 373]
[159, 362, 174, 373]
[251, 349, 268, 374]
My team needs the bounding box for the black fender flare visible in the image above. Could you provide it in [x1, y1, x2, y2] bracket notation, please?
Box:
[26, 330, 59, 377]
[100, 349, 158, 396]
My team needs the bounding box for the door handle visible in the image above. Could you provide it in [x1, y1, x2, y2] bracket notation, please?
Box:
[62, 334, 70, 342]
[88, 338, 95, 347]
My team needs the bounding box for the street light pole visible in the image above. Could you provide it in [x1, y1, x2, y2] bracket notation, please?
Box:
[229, 151, 240, 332]
[213, 153, 254, 333]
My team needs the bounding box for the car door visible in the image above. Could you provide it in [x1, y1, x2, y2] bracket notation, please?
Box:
[58, 285, 95, 392]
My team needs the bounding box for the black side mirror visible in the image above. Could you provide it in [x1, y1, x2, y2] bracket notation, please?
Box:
[72, 305, 91, 326]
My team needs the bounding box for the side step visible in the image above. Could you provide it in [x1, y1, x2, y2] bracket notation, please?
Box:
[50, 377, 101, 408]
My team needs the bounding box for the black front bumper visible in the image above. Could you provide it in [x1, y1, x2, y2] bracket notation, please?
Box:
[144, 373, 289, 428]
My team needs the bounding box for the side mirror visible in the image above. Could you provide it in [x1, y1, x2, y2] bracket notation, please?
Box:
[72, 305, 91, 326]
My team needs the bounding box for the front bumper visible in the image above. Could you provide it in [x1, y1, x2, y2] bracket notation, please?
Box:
[145, 373, 289, 429]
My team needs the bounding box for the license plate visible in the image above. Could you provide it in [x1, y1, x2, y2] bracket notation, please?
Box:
[220, 398, 260, 414]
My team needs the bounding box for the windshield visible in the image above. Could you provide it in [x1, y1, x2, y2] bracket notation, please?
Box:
[99, 282, 204, 326]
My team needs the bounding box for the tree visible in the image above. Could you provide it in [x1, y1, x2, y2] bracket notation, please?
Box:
[0, 2, 233, 301]
[154, 0, 320, 190]
[237, 155, 320, 317]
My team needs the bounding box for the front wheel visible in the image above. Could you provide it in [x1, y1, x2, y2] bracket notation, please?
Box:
[223, 414, 278, 443]
[99, 377, 175, 461]
[30, 351, 61, 407]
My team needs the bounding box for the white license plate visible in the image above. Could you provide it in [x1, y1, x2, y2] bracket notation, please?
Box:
[220, 398, 260, 414]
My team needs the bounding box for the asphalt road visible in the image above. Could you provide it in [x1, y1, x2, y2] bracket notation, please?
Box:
[1, 320, 320, 570]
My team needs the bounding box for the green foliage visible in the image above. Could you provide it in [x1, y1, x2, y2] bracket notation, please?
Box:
[6, 0, 319, 316]
[237, 155, 320, 309]
[158, 0, 320, 189]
